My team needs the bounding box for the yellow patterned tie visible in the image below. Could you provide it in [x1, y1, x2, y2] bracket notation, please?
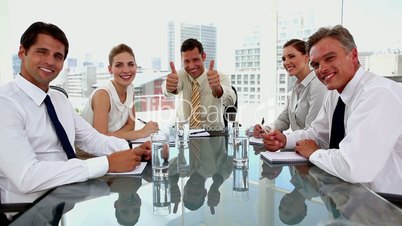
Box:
[190, 80, 201, 128]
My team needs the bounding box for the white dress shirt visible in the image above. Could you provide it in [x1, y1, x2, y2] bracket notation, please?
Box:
[275, 71, 327, 131]
[0, 75, 129, 203]
[285, 67, 402, 194]
[162, 69, 236, 130]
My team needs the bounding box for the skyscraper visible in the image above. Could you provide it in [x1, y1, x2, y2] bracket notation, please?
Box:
[167, 21, 217, 69]
[276, 11, 316, 107]
[231, 27, 262, 104]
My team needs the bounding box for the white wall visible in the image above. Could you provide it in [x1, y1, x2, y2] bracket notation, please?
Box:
[0, 0, 13, 84]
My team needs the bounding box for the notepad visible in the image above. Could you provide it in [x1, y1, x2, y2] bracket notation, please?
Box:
[249, 137, 263, 145]
[130, 137, 150, 144]
[260, 151, 309, 164]
[106, 162, 147, 176]
[131, 134, 176, 148]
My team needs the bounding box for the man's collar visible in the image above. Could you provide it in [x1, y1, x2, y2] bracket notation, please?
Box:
[339, 67, 364, 106]
[15, 74, 48, 106]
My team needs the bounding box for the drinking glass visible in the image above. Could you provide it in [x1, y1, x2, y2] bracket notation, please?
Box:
[151, 133, 170, 178]
[232, 136, 249, 168]
[153, 177, 171, 215]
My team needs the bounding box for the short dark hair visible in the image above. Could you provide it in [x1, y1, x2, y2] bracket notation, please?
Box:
[283, 39, 307, 55]
[114, 194, 141, 226]
[20, 21, 69, 59]
[306, 25, 356, 54]
[180, 38, 204, 55]
[108, 43, 136, 66]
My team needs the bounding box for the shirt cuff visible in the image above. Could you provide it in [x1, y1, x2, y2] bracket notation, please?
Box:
[309, 149, 322, 162]
[86, 156, 109, 178]
[285, 133, 296, 149]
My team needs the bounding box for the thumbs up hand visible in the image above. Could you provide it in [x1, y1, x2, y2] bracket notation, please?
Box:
[166, 61, 179, 93]
[207, 60, 223, 97]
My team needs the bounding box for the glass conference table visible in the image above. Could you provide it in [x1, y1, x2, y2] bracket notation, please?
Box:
[10, 135, 402, 226]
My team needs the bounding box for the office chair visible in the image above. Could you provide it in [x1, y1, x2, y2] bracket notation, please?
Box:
[0, 187, 55, 224]
[50, 85, 69, 98]
[0, 201, 33, 225]
[377, 192, 402, 208]
[223, 86, 238, 128]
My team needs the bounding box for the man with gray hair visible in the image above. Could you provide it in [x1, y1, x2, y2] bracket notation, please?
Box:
[261, 25, 402, 195]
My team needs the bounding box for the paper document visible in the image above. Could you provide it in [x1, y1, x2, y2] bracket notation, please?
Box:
[106, 162, 147, 176]
[130, 137, 150, 144]
[249, 137, 263, 145]
[131, 134, 175, 146]
[260, 151, 309, 164]
[189, 129, 210, 137]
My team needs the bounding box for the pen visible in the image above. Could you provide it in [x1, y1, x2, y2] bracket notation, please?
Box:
[137, 118, 161, 131]
[259, 118, 268, 134]
[137, 118, 148, 125]
[262, 127, 270, 134]
[127, 140, 133, 149]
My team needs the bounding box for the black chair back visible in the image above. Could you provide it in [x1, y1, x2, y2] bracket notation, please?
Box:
[50, 85, 68, 98]
[223, 86, 238, 128]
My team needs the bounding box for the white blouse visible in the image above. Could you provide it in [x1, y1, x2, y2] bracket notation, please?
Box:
[82, 80, 134, 132]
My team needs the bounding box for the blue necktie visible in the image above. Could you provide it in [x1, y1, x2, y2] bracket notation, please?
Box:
[44, 95, 77, 159]
[329, 97, 345, 149]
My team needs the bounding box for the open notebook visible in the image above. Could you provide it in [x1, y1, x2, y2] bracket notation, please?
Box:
[130, 135, 175, 145]
[105, 162, 147, 177]
[260, 151, 309, 164]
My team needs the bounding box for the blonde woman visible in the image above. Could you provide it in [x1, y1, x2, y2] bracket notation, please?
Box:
[82, 44, 158, 140]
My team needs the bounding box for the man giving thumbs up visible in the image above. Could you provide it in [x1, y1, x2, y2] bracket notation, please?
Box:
[162, 38, 236, 130]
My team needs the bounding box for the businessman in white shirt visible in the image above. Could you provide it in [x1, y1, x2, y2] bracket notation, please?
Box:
[0, 21, 151, 206]
[262, 25, 402, 195]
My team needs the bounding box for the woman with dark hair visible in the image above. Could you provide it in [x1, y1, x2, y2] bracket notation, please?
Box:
[254, 39, 327, 136]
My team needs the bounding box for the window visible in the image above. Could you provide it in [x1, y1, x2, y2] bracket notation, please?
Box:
[1, 0, 401, 129]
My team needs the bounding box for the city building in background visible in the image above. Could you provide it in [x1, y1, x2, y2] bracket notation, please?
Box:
[167, 21, 217, 70]
[276, 11, 316, 107]
[3, 0, 402, 128]
[366, 52, 402, 79]
[231, 26, 262, 104]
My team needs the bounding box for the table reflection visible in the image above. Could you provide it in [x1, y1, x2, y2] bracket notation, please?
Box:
[232, 165, 249, 202]
[171, 136, 233, 214]
[108, 177, 142, 225]
[9, 136, 402, 226]
[308, 166, 402, 225]
[279, 165, 319, 225]
[10, 179, 109, 225]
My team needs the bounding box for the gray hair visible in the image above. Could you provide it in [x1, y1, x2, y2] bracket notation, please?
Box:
[307, 25, 357, 54]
